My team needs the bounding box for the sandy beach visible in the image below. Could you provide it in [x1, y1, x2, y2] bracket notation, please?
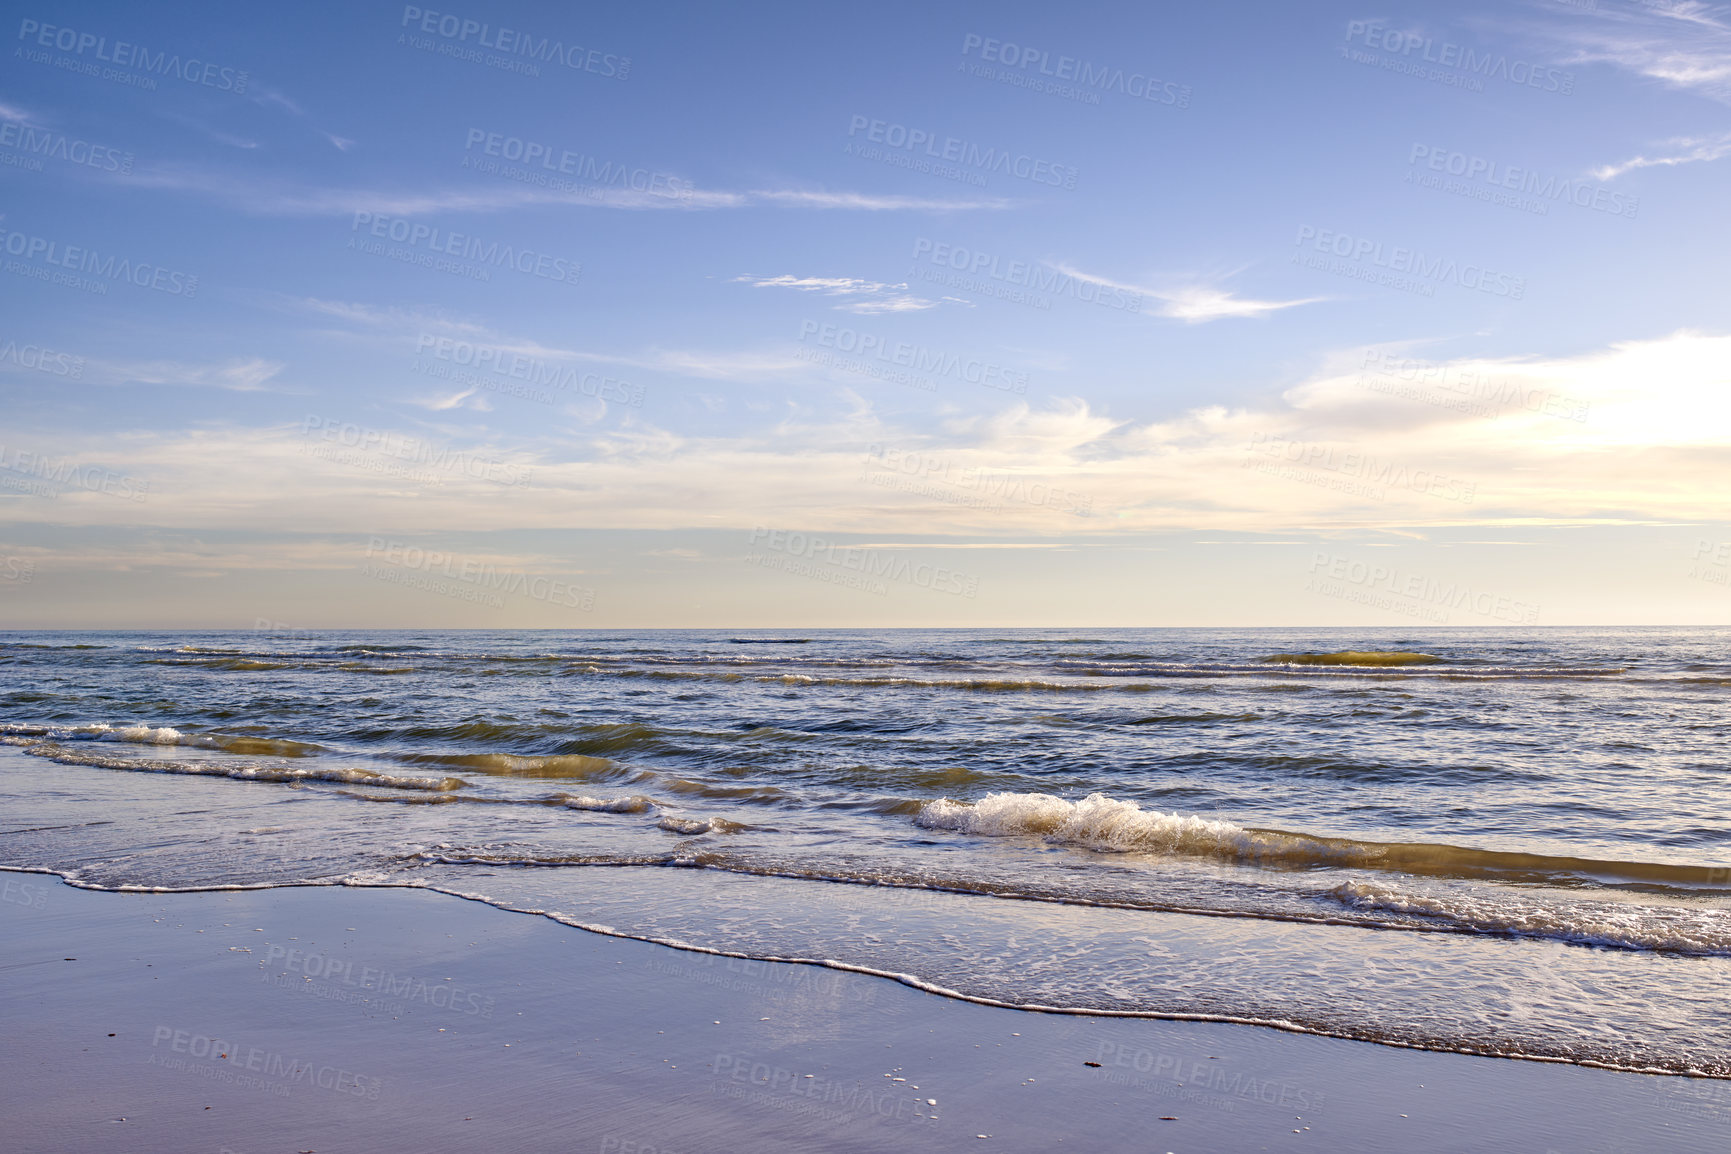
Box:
[4, 874, 1724, 1153]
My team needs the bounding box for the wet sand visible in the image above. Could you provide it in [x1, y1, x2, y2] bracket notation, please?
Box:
[2, 874, 1723, 1153]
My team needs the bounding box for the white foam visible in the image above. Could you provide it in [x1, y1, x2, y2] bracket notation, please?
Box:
[563, 794, 654, 814]
[1328, 881, 1731, 955]
[1, 722, 204, 747]
[22, 743, 463, 792]
[656, 815, 743, 835]
[917, 792, 1256, 857]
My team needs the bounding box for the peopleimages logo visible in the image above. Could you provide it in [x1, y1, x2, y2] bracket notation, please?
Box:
[960, 34, 1191, 107]
[15, 18, 249, 92]
[0, 338, 83, 378]
[1359, 350, 1588, 424]
[0, 222, 199, 296]
[0, 122, 133, 173]
[462, 128, 690, 199]
[1293, 226, 1525, 299]
[348, 213, 580, 285]
[149, 1026, 380, 1100]
[398, 6, 629, 78]
[301, 416, 533, 488]
[0, 444, 149, 501]
[749, 528, 980, 598]
[910, 238, 1141, 311]
[414, 336, 645, 407]
[261, 943, 496, 1017]
[846, 115, 1078, 189]
[1247, 432, 1477, 504]
[798, 321, 1028, 394]
[1308, 552, 1539, 624]
[863, 445, 1091, 517]
[1341, 21, 1573, 94]
[1406, 145, 1637, 219]
[363, 537, 596, 610]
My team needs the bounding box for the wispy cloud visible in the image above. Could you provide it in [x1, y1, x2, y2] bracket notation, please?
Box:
[1050, 263, 1326, 323]
[274, 294, 813, 382]
[79, 357, 289, 392]
[159, 110, 258, 150]
[749, 188, 1010, 212]
[414, 386, 490, 412]
[113, 164, 1006, 218]
[1591, 131, 1731, 179]
[732, 274, 942, 314]
[1, 352, 292, 393]
[252, 88, 305, 116]
[282, 296, 490, 336]
[10, 331, 1731, 536]
[1547, 1, 1731, 104]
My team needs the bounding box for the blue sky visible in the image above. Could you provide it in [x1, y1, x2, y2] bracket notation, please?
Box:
[3, 0, 1730, 627]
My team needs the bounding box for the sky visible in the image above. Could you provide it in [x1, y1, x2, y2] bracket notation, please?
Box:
[2, 0, 1729, 628]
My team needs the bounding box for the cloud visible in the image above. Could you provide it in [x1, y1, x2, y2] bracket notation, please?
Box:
[0, 101, 31, 122]
[748, 189, 1011, 212]
[21, 327, 1727, 541]
[1049, 263, 1327, 322]
[322, 329, 1731, 530]
[1546, 1, 1731, 104]
[112, 164, 1006, 218]
[285, 295, 814, 381]
[155, 109, 260, 150]
[251, 88, 305, 116]
[275, 296, 494, 339]
[67, 357, 289, 392]
[243, 85, 360, 154]
[256, 294, 816, 385]
[1591, 131, 1731, 180]
[732, 274, 941, 314]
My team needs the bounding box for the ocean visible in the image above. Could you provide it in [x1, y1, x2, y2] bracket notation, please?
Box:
[3, 627, 1727, 1079]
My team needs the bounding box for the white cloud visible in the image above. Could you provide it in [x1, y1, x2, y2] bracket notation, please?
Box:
[1547, 1, 1731, 103]
[158, 111, 258, 150]
[732, 274, 941, 314]
[71, 357, 289, 392]
[748, 189, 1011, 212]
[114, 166, 1007, 218]
[1050, 263, 1327, 323]
[1591, 132, 1731, 180]
[18, 332, 1727, 539]
[263, 295, 815, 383]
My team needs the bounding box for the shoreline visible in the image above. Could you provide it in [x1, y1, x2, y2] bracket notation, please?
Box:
[9, 864, 1719, 1083]
[4, 875, 1725, 1152]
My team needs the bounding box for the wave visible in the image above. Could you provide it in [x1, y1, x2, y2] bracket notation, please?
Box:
[356, 719, 678, 756]
[1128, 712, 1263, 725]
[7, 861, 1723, 1078]
[915, 792, 1731, 891]
[561, 793, 655, 814]
[396, 751, 624, 779]
[1056, 658, 1621, 680]
[142, 656, 303, 671]
[0, 722, 323, 757]
[1261, 651, 1442, 667]
[1327, 881, 1731, 956]
[656, 815, 746, 835]
[19, 742, 463, 791]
